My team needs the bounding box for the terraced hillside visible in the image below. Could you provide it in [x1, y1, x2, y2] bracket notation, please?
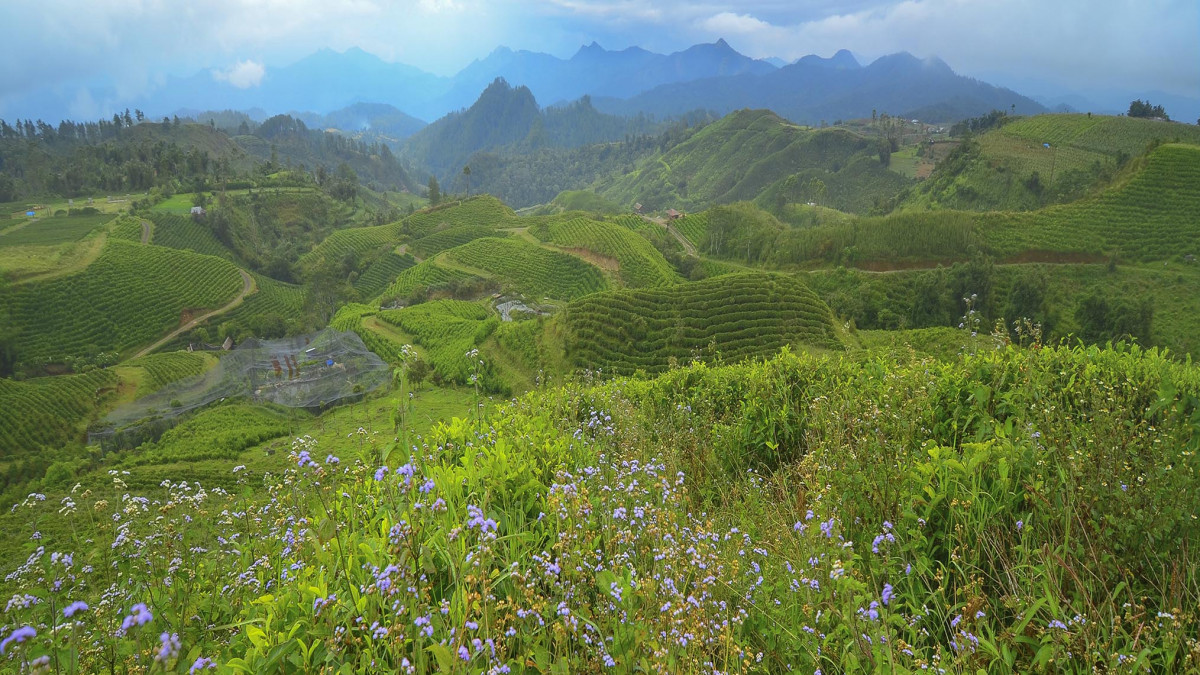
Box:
[599, 109, 910, 213]
[353, 251, 416, 300]
[707, 143, 1200, 267]
[528, 216, 681, 288]
[564, 272, 842, 374]
[0, 369, 117, 460]
[378, 259, 485, 305]
[147, 213, 236, 259]
[442, 237, 608, 300]
[906, 114, 1200, 211]
[0, 240, 244, 363]
[410, 225, 503, 258]
[297, 221, 403, 271]
[378, 301, 498, 386]
[403, 196, 519, 238]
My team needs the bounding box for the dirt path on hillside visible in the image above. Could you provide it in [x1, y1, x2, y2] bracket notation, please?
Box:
[133, 269, 255, 358]
[140, 220, 151, 244]
[642, 215, 697, 256]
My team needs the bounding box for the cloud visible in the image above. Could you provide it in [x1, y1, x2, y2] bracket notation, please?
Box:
[699, 12, 776, 35]
[212, 60, 266, 89]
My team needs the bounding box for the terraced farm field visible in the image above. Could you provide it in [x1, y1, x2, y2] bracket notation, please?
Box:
[0, 239, 244, 362]
[378, 301, 498, 386]
[529, 217, 680, 288]
[120, 351, 216, 397]
[329, 303, 414, 365]
[298, 221, 403, 270]
[0, 369, 117, 457]
[378, 259, 483, 304]
[999, 114, 1200, 157]
[353, 251, 416, 300]
[996, 143, 1200, 260]
[147, 213, 235, 259]
[565, 273, 843, 374]
[215, 273, 308, 337]
[403, 196, 518, 238]
[410, 225, 503, 258]
[0, 213, 112, 247]
[442, 237, 608, 300]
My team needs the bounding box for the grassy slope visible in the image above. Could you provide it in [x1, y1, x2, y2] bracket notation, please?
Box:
[600, 109, 910, 214]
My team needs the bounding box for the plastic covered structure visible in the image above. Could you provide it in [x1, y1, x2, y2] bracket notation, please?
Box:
[90, 329, 390, 448]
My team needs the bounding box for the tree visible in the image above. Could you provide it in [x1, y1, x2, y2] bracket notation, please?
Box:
[1128, 99, 1168, 120]
[462, 165, 471, 197]
[134, 109, 144, 123]
[427, 176, 441, 205]
[877, 138, 892, 167]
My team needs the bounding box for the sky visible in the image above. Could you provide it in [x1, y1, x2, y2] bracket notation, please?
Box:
[1, 0, 1197, 119]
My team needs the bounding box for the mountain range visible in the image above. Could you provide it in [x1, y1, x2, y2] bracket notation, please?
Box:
[7, 40, 1055, 130]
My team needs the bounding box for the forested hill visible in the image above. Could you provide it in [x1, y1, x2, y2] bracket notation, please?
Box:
[0, 113, 418, 201]
[403, 78, 673, 182]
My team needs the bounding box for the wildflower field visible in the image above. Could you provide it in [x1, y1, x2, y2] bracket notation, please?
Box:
[2, 341, 1198, 673]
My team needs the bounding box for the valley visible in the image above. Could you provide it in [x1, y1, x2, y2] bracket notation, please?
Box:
[0, 29, 1198, 673]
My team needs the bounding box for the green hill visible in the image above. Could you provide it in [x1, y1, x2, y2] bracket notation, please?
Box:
[599, 109, 911, 213]
[403, 196, 520, 238]
[0, 239, 243, 366]
[441, 237, 608, 300]
[699, 143, 1200, 268]
[564, 272, 842, 374]
[905, 114, 1200, 211]
[528, 215, 681, 288]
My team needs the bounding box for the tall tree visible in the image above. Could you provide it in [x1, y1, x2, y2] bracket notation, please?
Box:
[427, 176, 441, 205]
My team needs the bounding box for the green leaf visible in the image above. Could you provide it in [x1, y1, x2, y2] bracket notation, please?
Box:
[427, 643, 455, 673]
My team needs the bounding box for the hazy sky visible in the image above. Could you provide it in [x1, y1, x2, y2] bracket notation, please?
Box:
[1, 0, 1196, 117]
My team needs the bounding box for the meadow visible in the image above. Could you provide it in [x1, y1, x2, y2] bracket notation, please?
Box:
[2, 341, 1198, 673]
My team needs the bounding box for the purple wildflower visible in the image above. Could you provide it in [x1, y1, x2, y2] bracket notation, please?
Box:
[881, 583, 894, 606]
[156, 632, 181, 662]
[189, 657, 217, 672]
[121, 603, 153, 631]
[0, 626, 36, 654]
[63, 601, 89, 618]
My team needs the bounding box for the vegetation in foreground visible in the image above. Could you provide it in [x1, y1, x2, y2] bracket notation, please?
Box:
[1, 339, 1198, 673]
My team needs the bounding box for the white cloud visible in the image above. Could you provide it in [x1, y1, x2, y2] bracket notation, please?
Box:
[212, 60, 266, 89]
[699, 11, 776, 35]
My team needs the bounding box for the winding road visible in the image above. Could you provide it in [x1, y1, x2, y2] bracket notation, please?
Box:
[140, 219, 151, 244]
[643, 215, 697, 256]
[133, 269, 255, 358]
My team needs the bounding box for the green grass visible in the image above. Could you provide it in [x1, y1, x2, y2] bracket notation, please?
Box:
[0, 213, 113, 246]
[528, 216, 681, 288]
[6, 343, 1199, 671]
[0, 239, 244, 363]
[442, 237, 608, 300]
[150, 193, 201, 215]
[564, 272, 843, 374]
